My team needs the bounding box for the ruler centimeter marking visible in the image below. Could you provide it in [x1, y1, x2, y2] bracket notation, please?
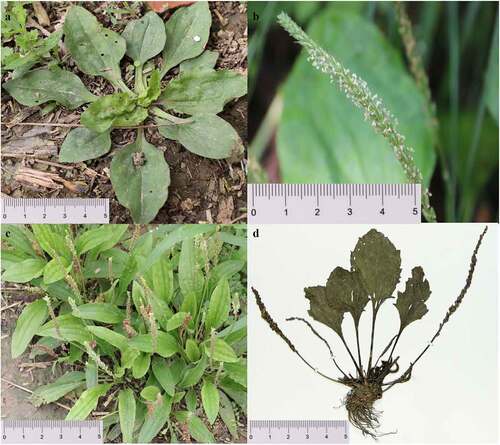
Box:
[248, 184, 421, 223]
[1, 198, 109, 224]
[1, 420, 103, 444]
[248, 420, 349, 443]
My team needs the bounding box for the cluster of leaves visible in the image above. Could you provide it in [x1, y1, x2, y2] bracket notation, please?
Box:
[1, 2, 61, 78]
[253, 227, 487, 437]
[2, 2, 247, 223]
[1, 224, 247, 443]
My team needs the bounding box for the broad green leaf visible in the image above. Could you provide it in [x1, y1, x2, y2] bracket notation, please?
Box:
[218, 391, 238, 439]
[118, 389, 136, 443]
[180, 50, 218, 73]
[395, 266, 431, 330]
[29, 336, 63, 359]
[86, 326, 129, 351]
[64, 6, 126, 83]
[1, 225, 37, 257]
[73, 303, 125, 324]
[75, 225, 128, 255]
[43, 257, 71, 284]
[138, 69, 161, 107]
[186, 388, 197, 412]
[218, 377, 246, 412]
[3, 68, 97, 109]
[132, 352, 151, 379]
[201, 380, 219, 424]
[180, 291, 198, 320]
[205, 279, 231, 334]
[11, 299, 48, 358]
[151, 356, 176, 396]
[85, 360, 98, 388]
[219, 315, 246, 345]
[81, 93, 136, 133]
[166, 312, 189, 331]
[161, 1, 211, 75]
[2, 258, 46, 283]
[59, 128, 112, 163]
[178, 238, 204, 298]
[122, 11, 166, 64]
[144, 257, 173, 303]
[305, 286, 344, 337]
[121, 348, 140, 369]
[160, 70, 246, 115]
[185, 338, 201, 362]
[38, 314, 92, 343]
[110, 132, 170, 224]
[223, 359, 246, 388]
[484, 19, 498, 125]
[158, 114, 244, 160]
[207, 260, 244, 293]
[187, 414, 215, 443]
[325, 267, 369, 327]
[31, 371, 85, 407]
[1, 250, 31, 270]
[204, 338, 238, 363]
[138, 395, 173, 443]
[129, 331, 179, 357]
[141, 385, 161, 401]
[140, 225, 216, 274]
[31, 225, 71, 260]
[66, 384, 112, 420]
[277, 9, 436, 184]
[179, 355, 208, 388]
[350, 229, 401, 304]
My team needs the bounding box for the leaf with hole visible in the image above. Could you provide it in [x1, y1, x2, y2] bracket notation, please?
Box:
[64, 6, 126, 83]
[3, 68, 97, 109]
[110, 132, 170, 223]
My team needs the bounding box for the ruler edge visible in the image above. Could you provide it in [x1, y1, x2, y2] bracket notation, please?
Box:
[248, 183, 421, 223]
[1, 198, 110, 224]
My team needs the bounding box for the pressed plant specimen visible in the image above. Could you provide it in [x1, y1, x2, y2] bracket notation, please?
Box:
[252, 226, 488, 437]
[2, 2, 246, 223]
[1, 224, 247, 443]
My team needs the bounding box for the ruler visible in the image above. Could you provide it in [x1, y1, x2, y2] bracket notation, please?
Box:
[248, 420, 349, 443]
[248, 184, 421, 223]
[1, 420, 103, 444]
[1, 198, 109, 224]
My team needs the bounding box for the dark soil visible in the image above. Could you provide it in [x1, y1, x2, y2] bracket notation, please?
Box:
[1, 1, 248, 224]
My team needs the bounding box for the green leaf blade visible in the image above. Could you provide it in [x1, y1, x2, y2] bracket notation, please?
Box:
[118, 388, 136, 443]
[11, 299, 48, 358]
[3, 68, 97, 109]
[59, 128, 111, 163]
[201, 380, 219, 424]
[65, 384, 112, 420]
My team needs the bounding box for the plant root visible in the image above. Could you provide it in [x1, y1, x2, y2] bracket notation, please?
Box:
[344, 382, 383, 439]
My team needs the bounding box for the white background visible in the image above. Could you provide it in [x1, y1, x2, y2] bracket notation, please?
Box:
[248, 224, 498, 443]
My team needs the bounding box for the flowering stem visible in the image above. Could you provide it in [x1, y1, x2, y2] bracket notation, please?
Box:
[277, 12, 437, 222]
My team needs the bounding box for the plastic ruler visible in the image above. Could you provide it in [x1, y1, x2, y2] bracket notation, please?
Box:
[1, 198, 109, 224]
[248, 184, 421, 223]
[0, 420, 103, 444]
[248, 420, 349, 443]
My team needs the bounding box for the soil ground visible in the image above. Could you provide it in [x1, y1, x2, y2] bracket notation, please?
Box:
[1, 1, 248, 224]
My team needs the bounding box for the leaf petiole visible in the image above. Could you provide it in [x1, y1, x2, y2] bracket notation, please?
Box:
[151, 106, 193, 125]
